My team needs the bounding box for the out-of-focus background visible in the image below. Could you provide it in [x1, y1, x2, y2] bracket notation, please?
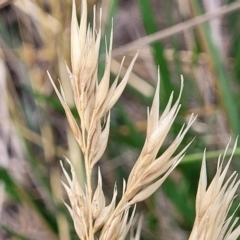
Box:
[1, 0, 240, 239]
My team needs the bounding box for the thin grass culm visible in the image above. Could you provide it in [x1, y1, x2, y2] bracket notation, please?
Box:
[47, 0, 240, 239]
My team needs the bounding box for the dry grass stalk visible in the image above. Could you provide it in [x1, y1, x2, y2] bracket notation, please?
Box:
[48, 0, 240, 239]
[111, 1, 240, 57]
[189, 139, 240, 240]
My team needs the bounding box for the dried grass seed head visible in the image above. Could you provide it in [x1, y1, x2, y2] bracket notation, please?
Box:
[189, 138, 240, 240]
[70, 0, 138, 126]
[125, 76, 197, 204]
[49, 0, 138, 167]
[60, 159, 120, 237]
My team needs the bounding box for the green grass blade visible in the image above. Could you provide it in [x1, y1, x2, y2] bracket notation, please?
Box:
[1, 225, 30, 240]
[191, 0, 240, 134]
[137, 0, 173, 106]
[0, 166, 58, 235]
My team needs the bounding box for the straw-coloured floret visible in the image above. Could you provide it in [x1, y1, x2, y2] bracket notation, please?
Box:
[60, 158, 88, 239]
[189, 138, 240, 240]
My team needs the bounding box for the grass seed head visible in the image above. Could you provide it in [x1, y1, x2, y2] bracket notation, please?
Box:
[48, 0, 240, 239]
[125, 77, 196, 204]
[189, 138, 240, 240]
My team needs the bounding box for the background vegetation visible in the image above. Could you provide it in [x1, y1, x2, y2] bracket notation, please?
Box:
[0, 0, 240, 239]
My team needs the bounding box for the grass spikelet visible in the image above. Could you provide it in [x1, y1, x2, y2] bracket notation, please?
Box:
[189, 138, 240, 240]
